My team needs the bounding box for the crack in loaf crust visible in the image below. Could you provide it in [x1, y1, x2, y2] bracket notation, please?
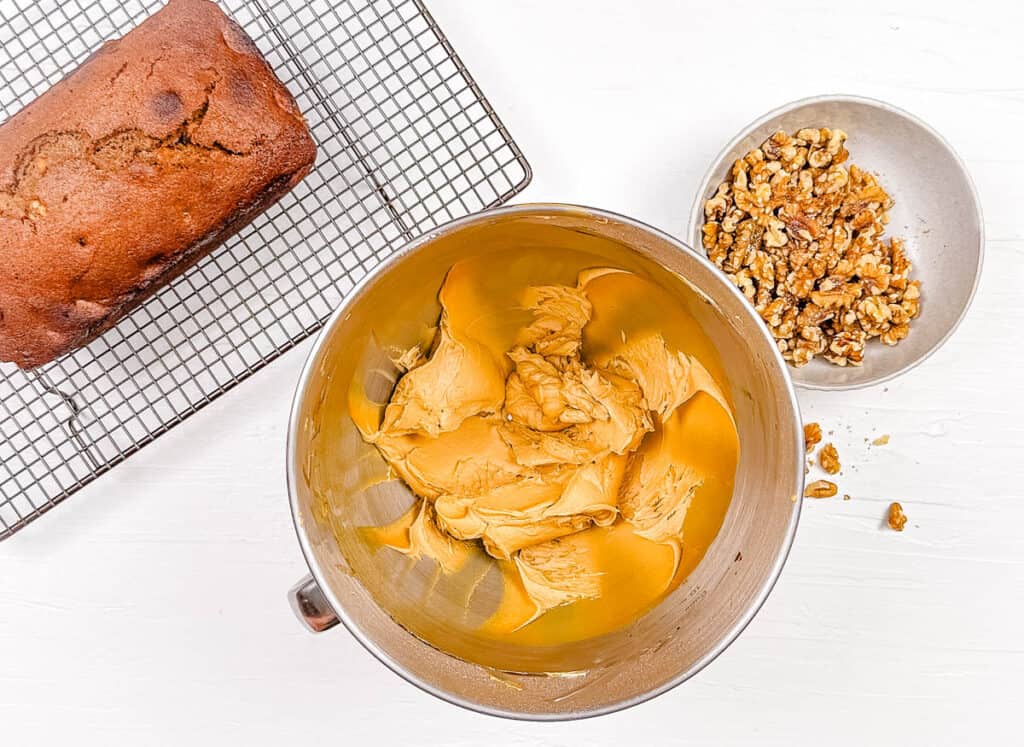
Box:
[0, 0, 317, 368]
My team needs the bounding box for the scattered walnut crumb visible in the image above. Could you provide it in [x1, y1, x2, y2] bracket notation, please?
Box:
[819, 443, 841, 474]
[887, 501, 907, 531]
[872, 434, 890, 446]
[702, 127, 921, 367]
[842, 494, 851, 501]
[805, 479, 838, 498]
[803, 421, 822, 452]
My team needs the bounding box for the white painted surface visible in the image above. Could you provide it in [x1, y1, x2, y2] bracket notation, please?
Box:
[2, 0, 1023, 744]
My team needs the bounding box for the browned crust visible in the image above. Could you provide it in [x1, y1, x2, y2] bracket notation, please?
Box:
[0, 0, 317, 368]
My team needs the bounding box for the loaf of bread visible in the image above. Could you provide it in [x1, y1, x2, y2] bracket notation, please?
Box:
[0, 0, 317, 368]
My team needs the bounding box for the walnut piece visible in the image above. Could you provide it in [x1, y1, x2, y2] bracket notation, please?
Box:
[803, 422, 822, 452]
[702, 127, 921, 367]
[887, 501, 907, 531]
[819, 443, 841, 474]
[805, 479, 838, 498]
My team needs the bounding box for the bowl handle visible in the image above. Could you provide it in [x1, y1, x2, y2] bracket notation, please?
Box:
[288, 574, 339, 633]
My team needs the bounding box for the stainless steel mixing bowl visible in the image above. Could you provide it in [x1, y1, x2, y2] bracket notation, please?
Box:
[285, 204, 803, 719]
[688, 94, 984, 390]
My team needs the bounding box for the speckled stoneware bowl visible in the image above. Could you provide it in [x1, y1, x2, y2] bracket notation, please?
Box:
[688, 94, 984, 390]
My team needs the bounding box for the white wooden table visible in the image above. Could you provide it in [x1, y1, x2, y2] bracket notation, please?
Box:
[2, 0, 1022, 744]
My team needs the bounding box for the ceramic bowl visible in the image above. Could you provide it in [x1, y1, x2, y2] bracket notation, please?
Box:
[688, 95, 984, 389]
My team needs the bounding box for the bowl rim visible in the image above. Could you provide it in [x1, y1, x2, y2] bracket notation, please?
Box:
[286, 202, 805, 720]
[686, 93, 986, 391]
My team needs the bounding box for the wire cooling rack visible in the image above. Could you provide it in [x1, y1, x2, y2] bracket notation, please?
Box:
[0, 0, 531, 540]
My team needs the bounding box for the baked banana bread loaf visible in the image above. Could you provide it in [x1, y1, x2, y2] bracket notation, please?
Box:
[0, 0, 317, 368]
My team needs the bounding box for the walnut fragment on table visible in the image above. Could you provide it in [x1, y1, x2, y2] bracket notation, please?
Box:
[805, 479, 838, 498]
[819, 443, 841, 474]
[887, 501, 908, 531]
[804, 421, 822, 452]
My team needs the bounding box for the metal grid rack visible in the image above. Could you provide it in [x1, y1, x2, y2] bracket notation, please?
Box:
[0, 0, 531, 539]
